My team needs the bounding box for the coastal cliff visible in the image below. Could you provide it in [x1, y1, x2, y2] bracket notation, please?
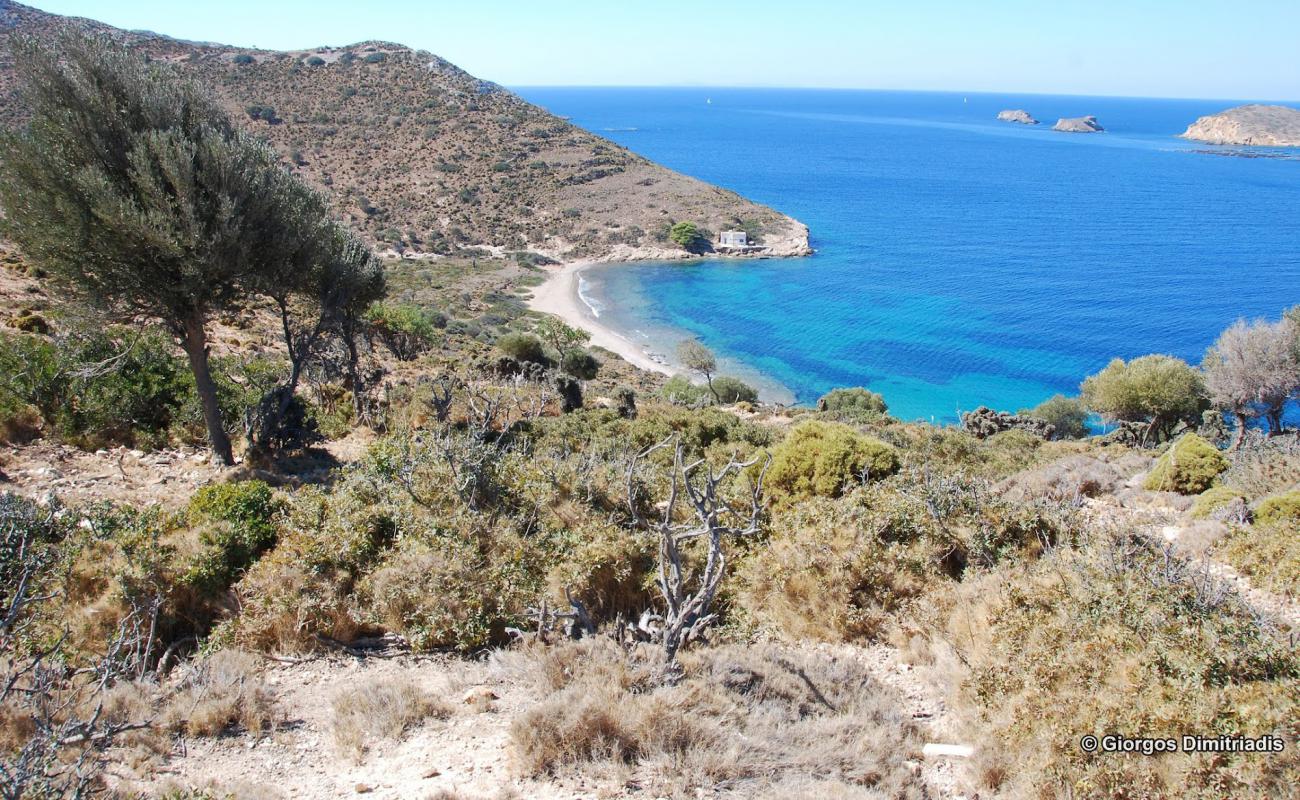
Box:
[1180, 104, 1300, 147]
[0, 1, 810, 264]
[1053, 115, 1104, 133]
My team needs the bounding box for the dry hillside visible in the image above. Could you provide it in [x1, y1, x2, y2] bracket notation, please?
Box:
[0, 0, 810, 262]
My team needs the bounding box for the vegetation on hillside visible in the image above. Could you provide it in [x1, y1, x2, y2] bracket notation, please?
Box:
[0, 17, 1296, 800]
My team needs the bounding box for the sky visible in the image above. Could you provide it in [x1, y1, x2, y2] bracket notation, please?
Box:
[24, 0, 1300, 100]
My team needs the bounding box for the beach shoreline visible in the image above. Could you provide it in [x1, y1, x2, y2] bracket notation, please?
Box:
[526, 261, 676, 377]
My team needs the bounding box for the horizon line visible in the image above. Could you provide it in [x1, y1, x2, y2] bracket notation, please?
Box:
[506, 85, 1299, 106]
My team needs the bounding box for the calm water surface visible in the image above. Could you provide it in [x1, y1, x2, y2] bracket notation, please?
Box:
[515, 88, 1300, 421]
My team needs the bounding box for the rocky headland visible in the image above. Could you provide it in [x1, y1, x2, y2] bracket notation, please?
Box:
[1180, 104, 1300, 147]
[1052, 115, 1104, 133]
[997, 109, 1039, 125]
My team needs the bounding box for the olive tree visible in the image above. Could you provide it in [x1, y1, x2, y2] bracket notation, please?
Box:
[1080, 355, 1207, 446]
[1202, 317, 1300, 446]
[0, 35, 337, 465]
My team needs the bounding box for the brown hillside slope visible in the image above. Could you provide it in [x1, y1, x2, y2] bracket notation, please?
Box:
[0, 1, 810, 262]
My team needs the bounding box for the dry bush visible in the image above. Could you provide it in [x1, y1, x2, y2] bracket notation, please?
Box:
[936, 530, 1299, 799]
[1217, 520, 1300, 599]
[505, 639, 927, 798]
[331, 675, 452, 761]
[161, 650, 277, 737]
[1220, 430, 1300, 498]
[734, 493, 936, 641]
[997, 451, 1151, 504]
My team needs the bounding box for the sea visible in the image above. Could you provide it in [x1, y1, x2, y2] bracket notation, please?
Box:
[513, 88, 1300, 423]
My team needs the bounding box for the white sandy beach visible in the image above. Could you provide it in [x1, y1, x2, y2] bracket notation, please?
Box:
[527, 261, 676, 376]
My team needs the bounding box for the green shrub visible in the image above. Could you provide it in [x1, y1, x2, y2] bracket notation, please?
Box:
[230, 476, 402, 651]
[817, 387, 887, 415]
[365, 302, 442, 360]
[232, 54, 254, 65]
[363, 52, 387, 64]
[0, 327, 193, 449]
[183, 481, 280, 595]
[1020, 394, 1089, 440]
[764, 420, 900, 503]
[711, 375, 757, 404]
[305, 56, 325, 66]
[496, 332, 547, 364]
[1254, 490, 1300, 527]
[1191, 485, 1248, 519]
[1143, 433, 1229, 494]
[660, 375, 710, 406]
[668, 221, 707, 252]
[560, 348, 600, 380]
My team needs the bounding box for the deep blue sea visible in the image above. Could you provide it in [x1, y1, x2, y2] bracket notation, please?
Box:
[514, 88, 1300, 422]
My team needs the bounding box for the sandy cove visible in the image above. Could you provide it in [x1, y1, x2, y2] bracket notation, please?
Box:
[526, 261, 676, 376]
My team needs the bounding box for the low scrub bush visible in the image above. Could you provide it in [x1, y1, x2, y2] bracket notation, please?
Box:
[496, 332, 546, 364]
[1020, 393, 1089, 439]
[1144, 433, 1229, 494]
[1191, 485, 1249, 520]
[710, 375, 757, 404]
[366, 302, 443, 360]
[0, 327, 193, 449]
[331, 676, 451, 761]
[941, 532, 1299, 798]
[817, 386, 887, 416]
[764, 420, 899, 503]
[1253, 489, 1300, 527]
[182, 481, 281, 596]
[162, 650, 277, 737]
[735, 492, 937, 641]
[505, 639, 926, 796]
[228, 475, 403, 652]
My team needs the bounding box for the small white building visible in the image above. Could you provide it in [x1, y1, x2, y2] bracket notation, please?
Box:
[719, 230, 748, 248]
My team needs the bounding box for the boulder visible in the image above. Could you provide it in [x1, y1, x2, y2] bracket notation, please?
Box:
[960, 406, 1055, 439]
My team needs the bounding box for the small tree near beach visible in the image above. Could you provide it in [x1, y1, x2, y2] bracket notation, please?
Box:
[677, 340, 720, 403]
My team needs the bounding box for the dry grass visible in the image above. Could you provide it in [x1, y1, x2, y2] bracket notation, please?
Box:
[1217, 520, 1300, 599]
[997, 451, 1151, 504]
[161, 650, 278, 737]
[934, 529, 1299, 799]
[330, 675, 453, 762]
[502, 639, 928, 798]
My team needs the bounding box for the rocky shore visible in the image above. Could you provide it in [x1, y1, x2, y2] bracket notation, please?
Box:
[1181, 104, 1300, 147]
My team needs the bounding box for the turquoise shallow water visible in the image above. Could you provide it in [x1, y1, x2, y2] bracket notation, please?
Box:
[515, 88, 1300, 422]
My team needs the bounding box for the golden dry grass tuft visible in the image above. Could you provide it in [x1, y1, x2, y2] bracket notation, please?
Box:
[504, 638, 928, 798]
[330, 675, 453, 762]
[161, 650, 278, 737]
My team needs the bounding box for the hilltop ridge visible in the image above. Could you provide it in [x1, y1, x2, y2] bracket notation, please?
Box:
[0, 1, 810, 262]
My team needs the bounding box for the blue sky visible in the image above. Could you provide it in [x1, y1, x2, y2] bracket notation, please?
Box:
[27, 0, 1300, 100]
